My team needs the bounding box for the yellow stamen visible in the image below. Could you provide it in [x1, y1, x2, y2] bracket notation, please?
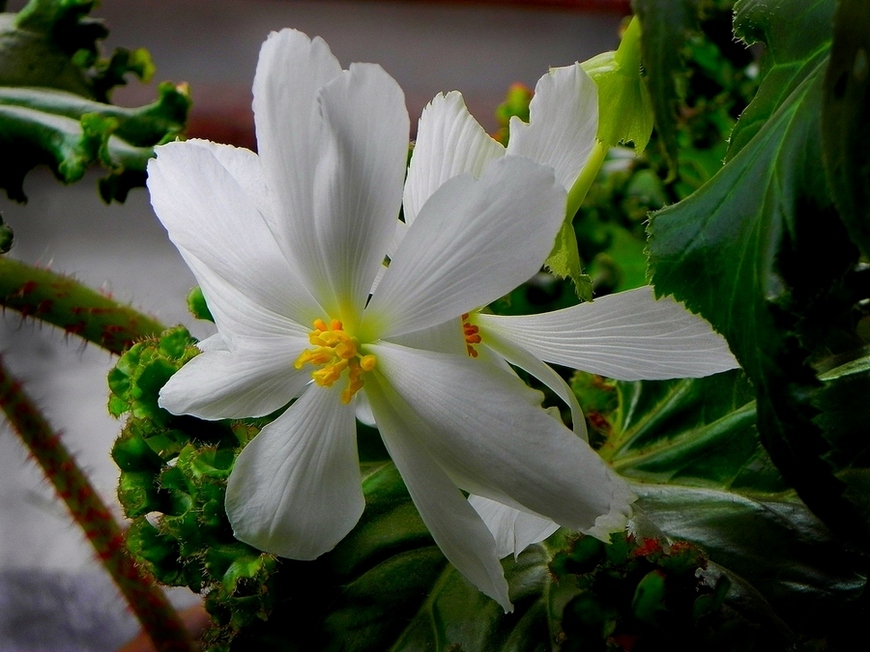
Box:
[295, 319, 377, 403]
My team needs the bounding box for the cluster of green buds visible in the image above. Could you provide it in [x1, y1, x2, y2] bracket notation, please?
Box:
[108, 327, 279, 650]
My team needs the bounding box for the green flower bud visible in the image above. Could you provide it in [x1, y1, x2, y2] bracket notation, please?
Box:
[187, 285, 215, 322]
[581, 16, 654, 152]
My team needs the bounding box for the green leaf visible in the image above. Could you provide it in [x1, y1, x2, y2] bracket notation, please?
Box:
[0, 83, 189, 201]
[646, 0, 870, 549]
[815, 353, 870, 536]
[631, 570, 667, 625]
[603, 372, 780, 490]
[728, 0, 835, 158]
[632, 0, 701, 173]
[3, 0, 153, 101]
[0, 6, 91, 96]
[324, 474, 556, 652]
[821, 0, 870, 258]
[584, 223, 649, 293]
[0, 0, 190, 200]
[0, 84, 189, 146]
[603, 372, 867, 641]
[646, 54, 826, 398]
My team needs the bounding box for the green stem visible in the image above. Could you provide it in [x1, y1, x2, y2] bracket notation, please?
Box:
[565, 140, 607, 219]
[0, 256, 165, 354]
[0, 357, 197, 652]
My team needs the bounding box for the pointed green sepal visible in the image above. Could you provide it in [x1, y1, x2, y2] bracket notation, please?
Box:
[544, 220, 593, 302]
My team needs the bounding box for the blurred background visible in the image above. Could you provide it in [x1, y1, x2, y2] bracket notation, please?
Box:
[0, 1, 626, 649]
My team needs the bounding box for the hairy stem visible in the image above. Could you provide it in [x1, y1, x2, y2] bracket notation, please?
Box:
[0, 358, 197, 652]
[0, 257, 165, 354]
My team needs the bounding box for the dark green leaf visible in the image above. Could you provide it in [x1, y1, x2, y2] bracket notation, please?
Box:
[815, 354, 870, 533]
[646, 0, 870, 550]
[632, 0, 701, 173]
[728, 0, 835, 158]
[602, 373, 867, 640]
[0, 8, 91, 95]
[236, 463, 560, 652]
[822, 0, 870, 258]
[648, 61, 829, 382]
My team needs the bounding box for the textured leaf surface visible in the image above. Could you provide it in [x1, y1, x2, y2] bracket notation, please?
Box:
[302, 374, 864, 649]
[114, 331, 868, 650]
[581, 17, 653, 152]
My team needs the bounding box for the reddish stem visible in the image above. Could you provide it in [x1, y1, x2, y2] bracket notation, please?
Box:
[0, 358, 196, 652]
[0, 257, 165, 354]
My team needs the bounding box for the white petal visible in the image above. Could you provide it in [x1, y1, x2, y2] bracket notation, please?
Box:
[181, 139, 272, 220]
[369, 219, 408, 294]
[354, 392, 376, 427]
[364, 156, 566, 339]
[370, 262, 389, 296]
[404, 91, 505, 227]
[147, 142, 321, 341]
[385, 318, 466, 357]
[309, 63, 409, 323]
[388, 219, 409, 257]
[477, 286, 739, 380]
[252, 29, 341, 263]
[158, 337, 310, 420]
[364, 377, 511, 611]
[468, 496, 559, 559]
[507, 64, 598, 191]
[195, 332, 227, 352]
[225, 385, 363, 560]
[478, 325, 588, 440]
[368, 342, 634, 535]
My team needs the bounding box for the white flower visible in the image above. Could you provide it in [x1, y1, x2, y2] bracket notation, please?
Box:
[393, 61, 740, 557]
[146, 29, 640, 611]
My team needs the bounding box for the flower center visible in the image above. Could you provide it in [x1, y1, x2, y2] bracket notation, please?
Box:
[462, 313, 482, 358]
[294, 318, 376, 404]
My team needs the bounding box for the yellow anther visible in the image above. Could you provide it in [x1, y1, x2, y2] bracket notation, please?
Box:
[295, 318, 376, 404]
[461, 314, 482, 358]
